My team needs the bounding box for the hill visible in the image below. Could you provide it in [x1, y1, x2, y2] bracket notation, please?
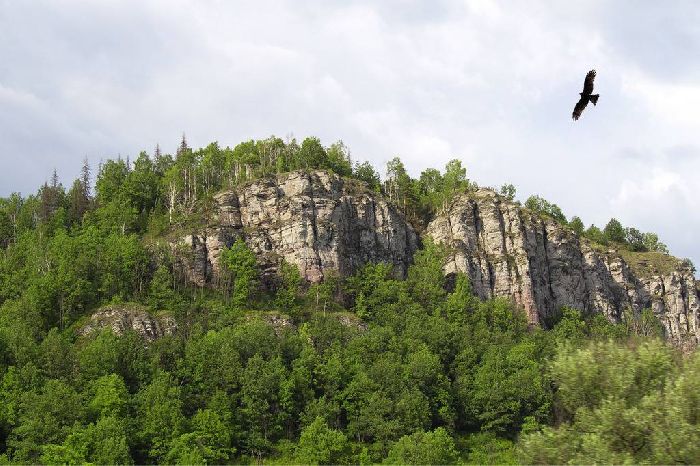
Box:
[1, 135, 699, 464]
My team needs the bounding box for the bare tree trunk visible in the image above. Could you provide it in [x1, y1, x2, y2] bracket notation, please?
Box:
[168, 183, 177, 224]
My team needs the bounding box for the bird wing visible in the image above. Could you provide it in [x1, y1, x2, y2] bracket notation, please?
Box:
[572, 96, 588, 120]
[582, 69, 596, 95]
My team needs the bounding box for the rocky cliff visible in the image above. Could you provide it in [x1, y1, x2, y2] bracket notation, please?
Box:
[426, 188, 700, 345]
[175, 170, 419, 286]
[173, 171, 699, 345]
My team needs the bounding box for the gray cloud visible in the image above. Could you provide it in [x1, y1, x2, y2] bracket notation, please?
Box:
[1, 0, 699, 269]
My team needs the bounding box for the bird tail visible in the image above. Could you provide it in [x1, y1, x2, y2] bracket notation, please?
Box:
[590, 94, 599, 105]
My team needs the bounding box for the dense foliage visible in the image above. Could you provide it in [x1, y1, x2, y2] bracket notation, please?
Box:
[523, 198, 669, 254]
[0, 136, 695, 464]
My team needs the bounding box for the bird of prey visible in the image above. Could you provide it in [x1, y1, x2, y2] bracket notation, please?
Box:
[572, 69, 599, 121]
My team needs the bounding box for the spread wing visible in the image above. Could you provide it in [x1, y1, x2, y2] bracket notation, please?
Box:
[582, 69, 596, 95]
[572, 96, 588, 120]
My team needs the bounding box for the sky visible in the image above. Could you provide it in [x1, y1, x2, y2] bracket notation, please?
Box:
[1, 0, 700, 267]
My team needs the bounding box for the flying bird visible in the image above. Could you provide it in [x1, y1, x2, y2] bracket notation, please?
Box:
[572, 69, 599, 121]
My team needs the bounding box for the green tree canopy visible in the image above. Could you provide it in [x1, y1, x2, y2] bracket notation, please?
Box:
[384, 428, 458, 465]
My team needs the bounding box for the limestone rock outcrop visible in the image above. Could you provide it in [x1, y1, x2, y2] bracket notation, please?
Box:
[175, 170, 419, 286]
[79, 304, 177, 342]
[426, 189, 700, 344]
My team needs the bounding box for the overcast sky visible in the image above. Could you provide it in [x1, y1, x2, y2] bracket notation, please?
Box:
[2, 0, 700, 267]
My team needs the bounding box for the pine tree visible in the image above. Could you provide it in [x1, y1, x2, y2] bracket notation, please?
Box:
[51, 168, 59, 189]
[81, 158, 91, 199]
[39, 170, 64, 222]
[177, 133, 188, 158]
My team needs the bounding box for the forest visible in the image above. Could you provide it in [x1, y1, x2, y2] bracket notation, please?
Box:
[0, 135, 696, 464]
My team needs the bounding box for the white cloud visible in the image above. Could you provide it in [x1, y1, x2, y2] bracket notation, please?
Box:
[611, 166, 700, 261]
[622, 71, 700, 131]
[1, 0, 699, 267]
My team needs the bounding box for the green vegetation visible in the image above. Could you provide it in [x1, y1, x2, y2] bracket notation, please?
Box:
[519, 339, 699, 464]
[0, 135, 692, 464]
[620, 249, 685, 278]
[524, 195, 567, 225]
[522, 196, 670, 257]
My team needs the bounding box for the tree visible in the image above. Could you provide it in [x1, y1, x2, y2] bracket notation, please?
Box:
[152, 142, 171, 171]
[519, 339, 680, 464]
[38, 328, 75, 380]
[297, 137, 328, 170]
[85, 416, 133, 465]
[148, 264, 177, 311]
[274, 260, 303, 310]
[0, 193, 25, 246]
[6, 379, 84, 463]
[500, 183, 516, 201]
[88, 373, 129, 420]
[603, 218, 625, 244]
[40, 416, 133, 465]
[417, 168, 445, 219]
[240, 355, 287, 457]
[219, 238, 259, 307]
[551, 307, 586, 344]
[166, 409, 233, 464]
[584, 224, 606, 244]
[353, 161, 381, 192]
[443, 159, 469, 197]
[177, 133, 189, 158]
[647, 352, 700, 463]
[642, 232, 669, 253]
[550, 339, 673, 419]
[625, 227, 646, 251]
[326, 141, 353, 177]
[384, 428, 458, 465]
[67, 159, 92, 226]
[624, 308, 664, 338]
[462, 339, 551, 433]
[295, 416, 349, 465]
[385, 157, 416, 216]
[95, 159, 129, 206]
[134, 372, 186, 463]
[569, 216, 584, 236]
[38, 170, 66, 225]
[445, 273, 475, 317]
[126, 152, 160, 218]
[67, 179, 89, 226]
[407, 239, 447, 309]
[0, 209, 13, 248]
[462, 432, 517, 465]
[346, 262, 408, 322]
[100, 233, 149, 299]
[524, 195, 566, 224]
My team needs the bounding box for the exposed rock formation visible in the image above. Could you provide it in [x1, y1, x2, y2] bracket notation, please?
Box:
[79, 304, 177, 342]
[426, 188, 700, 345]
[172, 170, 699, 345]
[175, 170, 419, 286]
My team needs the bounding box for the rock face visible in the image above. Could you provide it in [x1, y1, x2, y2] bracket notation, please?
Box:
[176, 170, 419, 286]
[426, 189, 700, 345]
[79, 304, 177, 342]
[173, 171, 699, 345]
